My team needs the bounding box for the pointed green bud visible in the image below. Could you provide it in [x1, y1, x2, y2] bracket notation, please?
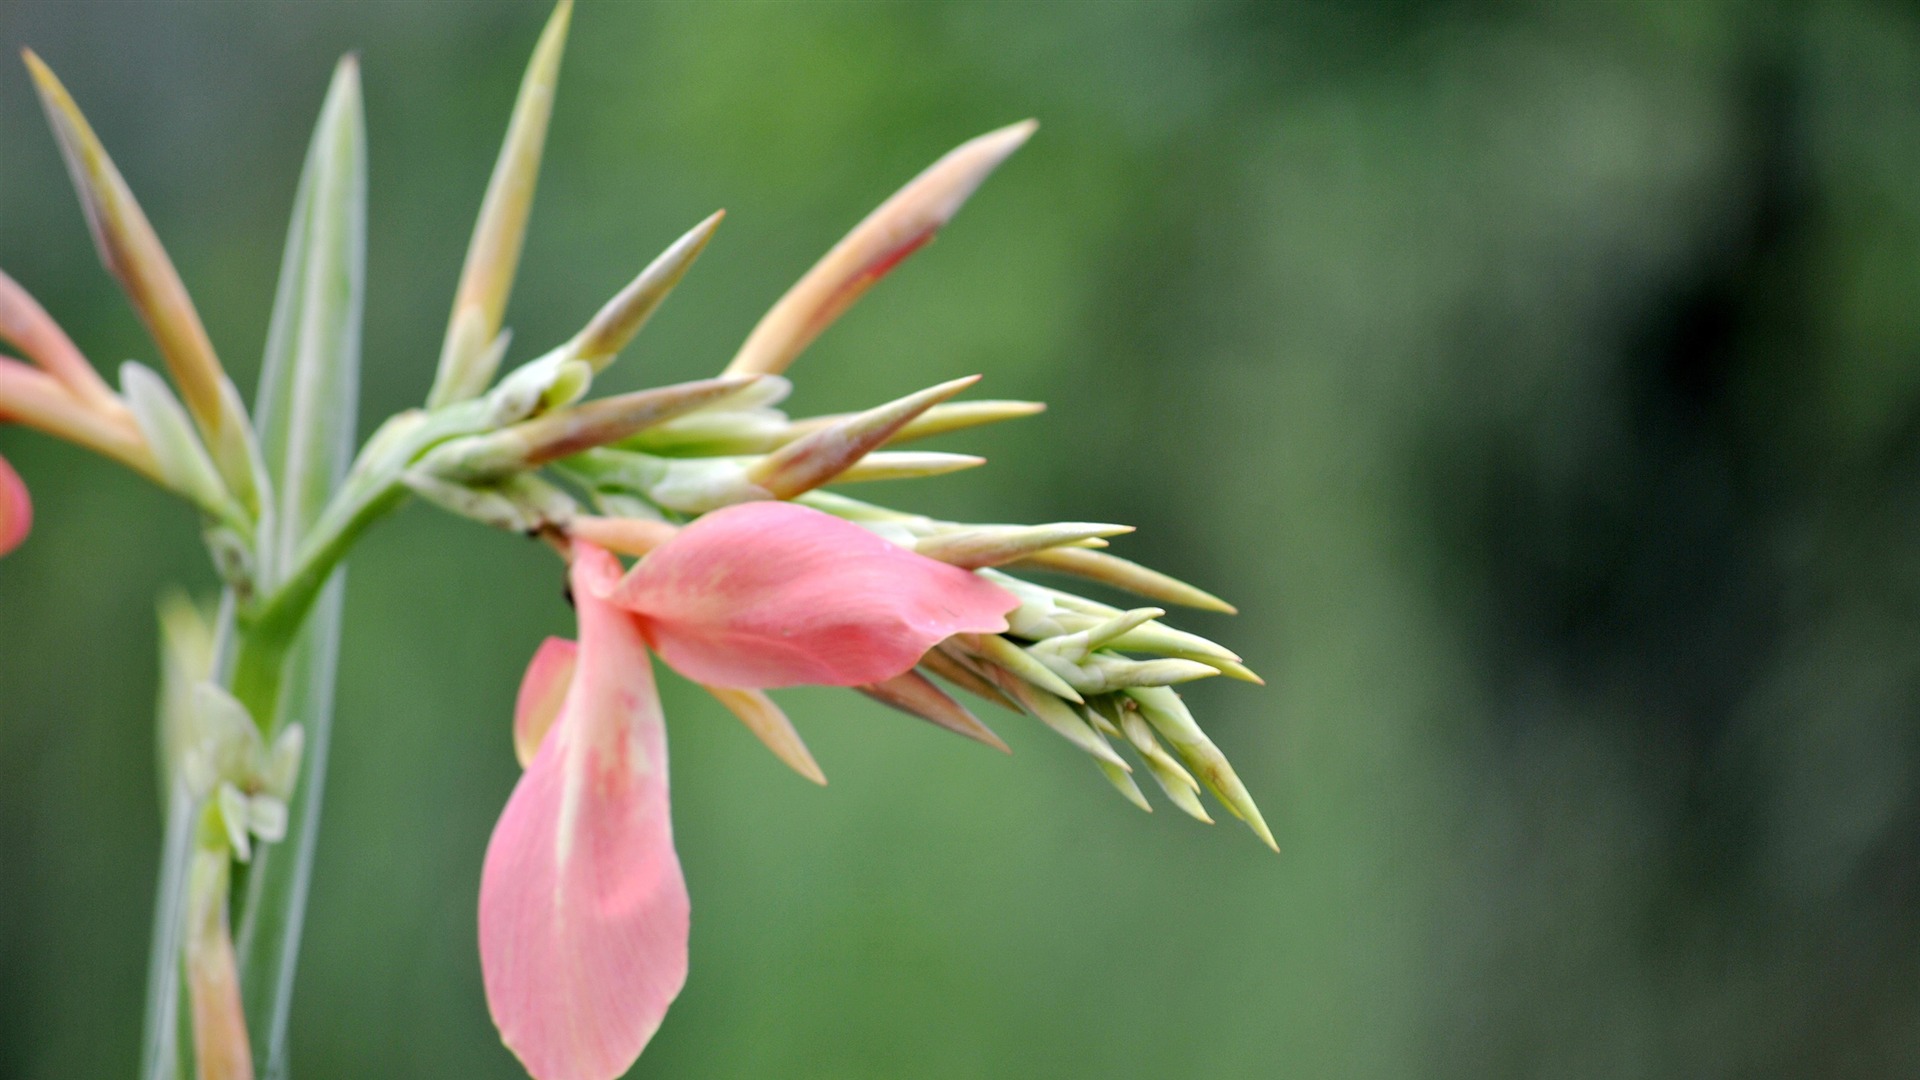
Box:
[1125, 686, 1274, 851]
[914, 523, 1132, 570]
[564, 211, 723, 370]
[956, 632, 1084, 703]
[1210, 660, 1265, 685]
[782, 398, 1045, 447]
[421, 376, 758, 482]
[1104, 697, 1211, 823]
[119, 362, 239, 526]
[857, 669, 1009, 753]
[747, 375, 980, 498]
[1034, 650, 1221, 696]
[1096, 757, 1153, 813]
[728, 120, 1036, 377]
[827, 451, 984, 485]
[987, 674, 1128, 770]
[877, 399, 1045, 443]
[1027, 607, 1163, 663]
[1105, 621, 1243, 665]
[703, 685, 826, 785]
[25, 50, 263, 512]
[1012, 547, 1236, 614]
[428, 0, 572, 406]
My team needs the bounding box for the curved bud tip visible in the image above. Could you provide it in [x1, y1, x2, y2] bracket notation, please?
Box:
[727, 120, 1036, 377]
[612, 500, 1018, 690]
[0, 453, 30, 557]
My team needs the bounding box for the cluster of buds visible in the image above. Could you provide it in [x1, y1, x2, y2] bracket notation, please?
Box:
[390, 128, 1272, 848]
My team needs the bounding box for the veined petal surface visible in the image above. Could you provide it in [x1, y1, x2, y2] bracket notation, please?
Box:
[612, 500, 1017, 689]
[480, 544, 688, 1080]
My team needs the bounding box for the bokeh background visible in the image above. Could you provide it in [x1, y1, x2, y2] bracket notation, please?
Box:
[4, 0, 1920, 1076]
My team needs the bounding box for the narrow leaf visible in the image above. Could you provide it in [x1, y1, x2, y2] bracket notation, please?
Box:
[229, 58, 367, 1079]
[253, 56, 366, 588]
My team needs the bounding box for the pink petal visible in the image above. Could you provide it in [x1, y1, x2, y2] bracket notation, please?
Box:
[0, 453, 29, 558]
[513, 637, 577, 768]
[481, 544, 689, 1080]
[611, 500, 1017, 689]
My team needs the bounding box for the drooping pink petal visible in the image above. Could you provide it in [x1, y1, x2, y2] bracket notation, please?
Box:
[481, 543, 689, 1080]
[513, 636, 577, 768]
[610, 500, 1017, 689]
[0, 452, 30, 558]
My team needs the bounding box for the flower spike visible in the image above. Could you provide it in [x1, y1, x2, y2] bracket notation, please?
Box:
[430, 0, 573, 407]
[726, 121, 1036, 377]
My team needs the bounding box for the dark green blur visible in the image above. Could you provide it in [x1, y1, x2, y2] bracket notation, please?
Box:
[5, 1, 1919, 1076]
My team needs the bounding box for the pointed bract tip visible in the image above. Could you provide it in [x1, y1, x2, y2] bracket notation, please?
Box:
[703, 685, 827, 786]
[569, 212, 727, 369]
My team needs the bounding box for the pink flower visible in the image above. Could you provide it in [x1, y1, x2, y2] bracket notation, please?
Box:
[480, 501, 1016, 1080]
[0, 453, 30, 558]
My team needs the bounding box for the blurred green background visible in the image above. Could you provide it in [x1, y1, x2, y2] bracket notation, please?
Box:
[5, 0, 1920, 1076]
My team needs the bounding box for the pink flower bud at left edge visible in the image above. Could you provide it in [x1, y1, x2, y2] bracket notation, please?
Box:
[0, 453, 31, 557]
